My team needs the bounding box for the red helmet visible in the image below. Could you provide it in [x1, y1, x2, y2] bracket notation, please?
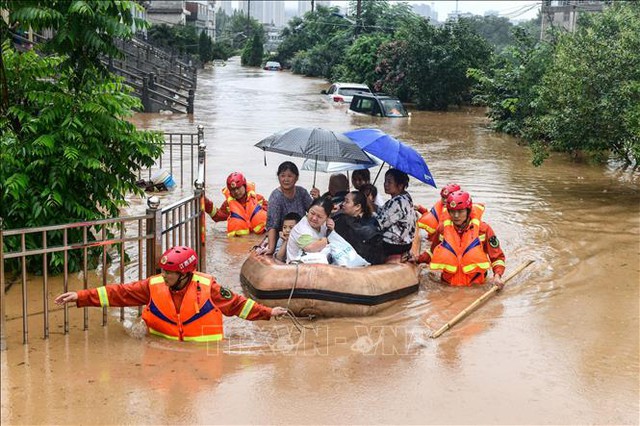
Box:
[440, 183, 461, 199]
[226, 172, 247, 191]
[446, 190, 472, 211]
[158, 246, 198, 273]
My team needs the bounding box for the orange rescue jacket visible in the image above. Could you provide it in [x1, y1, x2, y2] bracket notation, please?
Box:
[429, 209, 502, 286]
[141, 272, 224, 342]
[418, 201, 486, 236]
[222, 182, 267, 237]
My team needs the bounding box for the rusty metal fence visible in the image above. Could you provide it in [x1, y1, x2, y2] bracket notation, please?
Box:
[0, 127, 207, 351]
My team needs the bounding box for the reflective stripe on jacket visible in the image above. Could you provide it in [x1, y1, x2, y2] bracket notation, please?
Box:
[141, 272, 224, 342]
[429, 209, 492, 286]
[417, 200, 443, 235]
[418, 201, 485, 236]
[222, 182, 267, 237]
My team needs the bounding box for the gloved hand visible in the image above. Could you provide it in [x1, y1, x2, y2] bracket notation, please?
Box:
[204, 197, 214, 214]
[415, 204, 427, 214]
[417, 251, 431, 264]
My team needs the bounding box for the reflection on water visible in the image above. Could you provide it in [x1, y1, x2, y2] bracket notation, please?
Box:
[2, 57, 638, 424]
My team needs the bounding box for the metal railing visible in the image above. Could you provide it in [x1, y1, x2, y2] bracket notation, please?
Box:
[139, 126, 204, 187]
[0, 128, 208, 350]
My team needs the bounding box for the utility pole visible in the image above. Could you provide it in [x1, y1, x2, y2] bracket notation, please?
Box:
[311, 0, 314, 13]
[355, 0, 362, 36]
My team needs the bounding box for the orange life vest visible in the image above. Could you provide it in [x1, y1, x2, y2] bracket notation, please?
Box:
[429, 209, 491, 287]
[417, 200, 444, 235]
[418, 201, 485, 236]
[222, 182, 267, 237]
[141, 272, 224, 342]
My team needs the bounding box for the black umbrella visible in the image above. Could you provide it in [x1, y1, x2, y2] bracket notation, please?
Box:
[255, 127, 374, 186]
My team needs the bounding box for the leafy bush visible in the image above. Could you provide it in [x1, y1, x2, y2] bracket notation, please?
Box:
[1, 1, 164, 273]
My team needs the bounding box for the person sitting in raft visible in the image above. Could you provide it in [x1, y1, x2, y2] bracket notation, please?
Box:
[333, 191, 385, 265]
[274, 212, 302, 262]
[204, 172, 268, 237]
[359, 183, 380, 215]
[375, 169, 416, 263]
[351, 169, 385, 209]
[258, 161, 313, 256]
[321, 173, 350, 207]
[423, 190, 505, 289]
[54, 246, 287, 342]
[286, 197, 335, 263]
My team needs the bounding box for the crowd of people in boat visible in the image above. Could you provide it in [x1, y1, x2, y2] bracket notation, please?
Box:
[204, 161, 505, 288]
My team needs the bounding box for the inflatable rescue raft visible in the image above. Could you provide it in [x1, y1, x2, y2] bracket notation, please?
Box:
[240, 252, 420, 317]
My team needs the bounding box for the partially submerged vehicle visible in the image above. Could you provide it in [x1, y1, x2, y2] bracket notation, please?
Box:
[263, 61, 282, 71]
[240, 252, 419, 317]
[347, 93, 410, 118]
[321, 82, 372, 105]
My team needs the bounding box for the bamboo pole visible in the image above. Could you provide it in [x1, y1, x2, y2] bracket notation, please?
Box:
[430, 260, 535, 339]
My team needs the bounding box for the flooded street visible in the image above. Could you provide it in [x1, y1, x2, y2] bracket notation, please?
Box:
[2, 58, 639, 424]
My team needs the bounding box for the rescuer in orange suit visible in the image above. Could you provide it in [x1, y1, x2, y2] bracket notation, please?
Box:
[55, 246, 287, 342]
[422, 191, 505, 288]
[204, 172, 269, 237]
[415, 183, 486, 263]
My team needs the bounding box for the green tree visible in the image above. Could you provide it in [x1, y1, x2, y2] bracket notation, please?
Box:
[241, 32, 264, 66]
[198, 31, 213, 63]
[373, 39, 412, 101]
[147, 23, 199, 57]
[222, 11, 263, 50]
[1, 1, 164, 272]
[275, 5, 346, 68]
[525, 3, 640, 165]
[461, 15, 514, 52]
[332, 33, 390, 87]
[381, 18, 492, 109]
[467, 27, 555, 136]
[211, 40, 235, 60]
[291, 31, 351, 78]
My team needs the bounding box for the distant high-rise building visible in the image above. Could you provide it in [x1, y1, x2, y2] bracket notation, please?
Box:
[273, 1, 285, 27]
[297, 0, 330, 18]
[217, 0, 233, 16]
[239, 0, 286, 27]
[411, 2, 438, 22]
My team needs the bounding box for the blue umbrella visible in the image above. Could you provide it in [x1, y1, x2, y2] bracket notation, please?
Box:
[343, 128, 436, 188]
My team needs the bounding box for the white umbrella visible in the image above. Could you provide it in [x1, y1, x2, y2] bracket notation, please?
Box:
[301, 156, 382, 173]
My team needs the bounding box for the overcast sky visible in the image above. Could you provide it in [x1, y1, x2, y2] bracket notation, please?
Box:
[401, 1, 540, 20]
[232, 1, 541, 22]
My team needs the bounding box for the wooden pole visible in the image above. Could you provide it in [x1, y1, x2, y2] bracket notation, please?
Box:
[430, 260, 535, 339]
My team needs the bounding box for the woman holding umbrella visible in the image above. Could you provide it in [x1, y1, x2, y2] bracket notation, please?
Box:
[376, 169, 417, 263]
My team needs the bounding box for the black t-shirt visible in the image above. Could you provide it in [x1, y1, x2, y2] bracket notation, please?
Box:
[333, 214, 385, 265]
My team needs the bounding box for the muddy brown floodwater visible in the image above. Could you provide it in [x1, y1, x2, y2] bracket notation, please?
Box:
[2, 57, 639, 425]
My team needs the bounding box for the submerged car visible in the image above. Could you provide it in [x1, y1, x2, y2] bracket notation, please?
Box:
[321, 82, 371, 104]
[263, 61, 282, 71]
[347, 93, 410, 118]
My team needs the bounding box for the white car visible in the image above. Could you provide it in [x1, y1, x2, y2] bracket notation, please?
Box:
[321, 82, 371, 104]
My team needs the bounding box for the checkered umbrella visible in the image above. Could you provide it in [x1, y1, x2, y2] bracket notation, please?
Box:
[255, 127, 375, 186]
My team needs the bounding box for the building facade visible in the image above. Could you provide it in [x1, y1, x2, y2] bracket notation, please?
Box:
[146, 0, 190, 26]
[185, 1, 216, 37]
[541, 0, 607, 33]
